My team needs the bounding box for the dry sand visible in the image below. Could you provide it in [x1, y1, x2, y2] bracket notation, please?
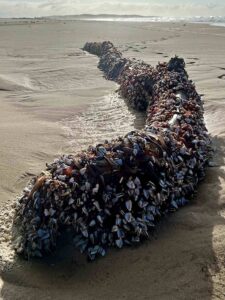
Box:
[0, 20, 225, 299]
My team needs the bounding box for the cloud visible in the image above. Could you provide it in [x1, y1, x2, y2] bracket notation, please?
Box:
[0, 0, 224, 18]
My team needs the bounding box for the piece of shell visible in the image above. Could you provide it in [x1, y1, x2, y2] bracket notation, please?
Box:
[80, 167, 86, 175]
[124, 212, 132, 223]
[115, 215, 122, 226]
[68, 198, 75, 205]
[147, 213, 154, 222]
[171, 200, 178, 209]
[97, 146, 107, 157]
[92, 184, 99, 194]
[168, 114, 179, 126]
[112, 225, 119, 232]
[37, 229, 50, 240]
[81, 228, 88, 238]
[44, 209, 49, 217]
[49, 208, 56, 216]
[125, 200, 132, 211]
[97, 215, 103, 224]
[115, 238, 123, 248]
[143, 189, 149, 199]
[127, 180, 135, 189]
[85, 181, 91, 191]
[98, 247, 106, 257]
[117, 229, 125, 239]
[93, 201, 101, 211]
[134, 176, 141, 187]
[82, 206, 88, 216]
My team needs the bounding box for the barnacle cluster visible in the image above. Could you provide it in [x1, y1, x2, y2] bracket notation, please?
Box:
[14, 42, 211, 260]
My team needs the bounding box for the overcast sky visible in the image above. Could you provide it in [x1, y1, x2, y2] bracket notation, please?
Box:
[0, 0, 224, 18]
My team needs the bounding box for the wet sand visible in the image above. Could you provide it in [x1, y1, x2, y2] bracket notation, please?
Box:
[0, 20, 225, 299]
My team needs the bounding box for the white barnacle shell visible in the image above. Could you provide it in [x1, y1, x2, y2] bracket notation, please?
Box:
[80, 167, 86, 176]
[93, 201, 101, 211]
[101, 232, 107, 244]
[97, 215, 103, 224]
[125, 200, 132, 212]
[134, 188, 140, 196]
[54, 193, 59, 201]
[57, 175, 66, 181]
[44, 209, 49, 217]
[133, 148, 138, 156]
[80, 185, 86, 192]
[82, 206, 88, 216]
[68, 198, 75, 205]
[115, 238, 123, 248]
[117, 229, 125, 239]
[134, 176, 141, 187]
[92, 184, 99, 194]
[97, 146, 107, 157]
[112, 225, 119, 232]
[85, 181, 91, 191]
[81, 228, 88, 238]
[115, 215, 122, 226]
[98, 247, 106, 257]
[125, 212, 132, 223]
[104, 208, 111, 216]
[127, 180, 135, 189]
[73, 212, 78, 221]
[23, 187, 31, 194]
[171, 200, 178, 209]
[64, 216, 71, 224]
[123, 224, 131, 231]
[159, 179, 167, 188]
[64, 158, 73, 165]
[69, 177, 75, 184]
[49, 208, 56, 216]
[143, 189, 150, 199]
[168, 113, 179, 126]
[147, 213, 154, 221]
[89, 220, 96, 227]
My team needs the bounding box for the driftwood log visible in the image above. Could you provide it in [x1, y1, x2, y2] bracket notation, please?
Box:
[14, 42, 211, 260]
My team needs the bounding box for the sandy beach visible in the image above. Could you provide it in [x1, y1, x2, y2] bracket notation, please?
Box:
[0, 20, 225, 299]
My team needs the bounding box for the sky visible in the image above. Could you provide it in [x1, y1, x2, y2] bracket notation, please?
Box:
[0, 0, 225, 18]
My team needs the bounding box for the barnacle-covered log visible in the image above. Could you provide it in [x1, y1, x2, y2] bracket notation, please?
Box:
[13, 42, 211, 260]
[83, 41, 153, 110]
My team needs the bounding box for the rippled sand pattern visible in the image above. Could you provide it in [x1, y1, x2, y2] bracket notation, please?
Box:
[61, 93, 145, 151]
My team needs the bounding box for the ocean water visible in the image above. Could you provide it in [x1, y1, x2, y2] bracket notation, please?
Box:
[78, 15, 225, 27]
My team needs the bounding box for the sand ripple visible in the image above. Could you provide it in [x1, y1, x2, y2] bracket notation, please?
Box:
[60, 92, 145, 152]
